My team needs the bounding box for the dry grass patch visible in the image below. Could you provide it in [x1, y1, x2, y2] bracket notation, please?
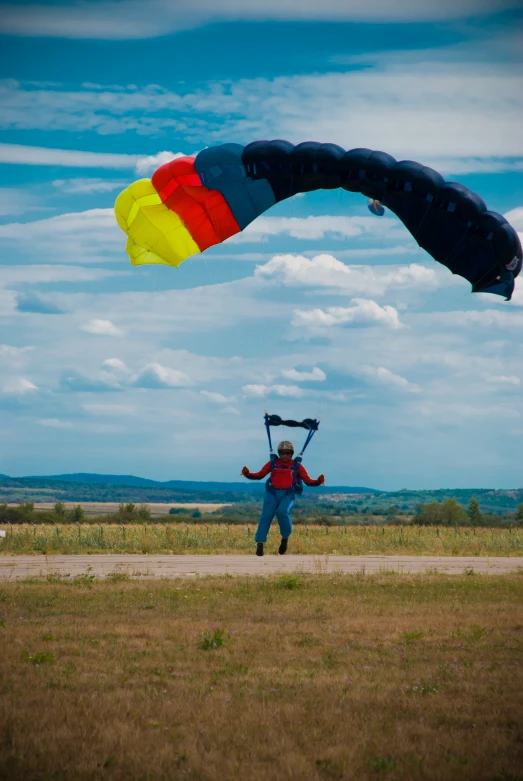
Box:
[1, 523, 523, 556]
[0, 574, 522, 780]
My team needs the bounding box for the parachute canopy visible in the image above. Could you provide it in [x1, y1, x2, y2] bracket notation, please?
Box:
[265, 414, 320, 431]
[114, 141, 522, 300]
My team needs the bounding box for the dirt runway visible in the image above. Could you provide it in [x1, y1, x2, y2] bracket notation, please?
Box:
[1, 554, 522, 580]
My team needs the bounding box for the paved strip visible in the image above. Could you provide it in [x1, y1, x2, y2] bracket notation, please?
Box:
[0, 554, 522, 580]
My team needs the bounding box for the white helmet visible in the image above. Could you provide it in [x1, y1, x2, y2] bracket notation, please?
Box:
[278, 440, 294, 454]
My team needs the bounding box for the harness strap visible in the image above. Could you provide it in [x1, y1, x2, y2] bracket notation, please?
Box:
[292, 455, 302, 488]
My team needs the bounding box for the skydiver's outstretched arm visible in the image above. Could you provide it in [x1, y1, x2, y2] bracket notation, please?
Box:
[241, 463, 272, 480]
[298, 464, 325, 486]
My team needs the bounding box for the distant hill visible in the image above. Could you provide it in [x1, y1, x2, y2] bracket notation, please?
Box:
[1, 474, 521, 513]
[19, 473, 381, 495]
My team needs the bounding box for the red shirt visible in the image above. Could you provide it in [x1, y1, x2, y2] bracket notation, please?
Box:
[245, 459, 322, 490]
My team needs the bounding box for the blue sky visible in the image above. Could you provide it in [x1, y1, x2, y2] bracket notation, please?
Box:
[0, 0, 522, 489]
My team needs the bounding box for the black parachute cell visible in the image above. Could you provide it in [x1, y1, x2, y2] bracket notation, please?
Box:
[265, 415, 320, 431]
[240, 141, 522, 300]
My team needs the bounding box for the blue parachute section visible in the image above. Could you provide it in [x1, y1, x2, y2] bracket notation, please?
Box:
[194, 143, 276, 230]
[232, 140, 522, 300]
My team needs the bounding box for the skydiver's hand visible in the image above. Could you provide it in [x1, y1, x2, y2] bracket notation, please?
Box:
[317, 474, 325, 485]
[241, 466, 250, 477]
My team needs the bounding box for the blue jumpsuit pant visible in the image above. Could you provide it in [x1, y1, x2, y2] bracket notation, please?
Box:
[255, 489, 295, 543]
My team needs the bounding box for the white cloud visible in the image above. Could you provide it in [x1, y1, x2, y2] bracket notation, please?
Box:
[134, 151, 185, 176]
[242, 383, 305, 398]
[237, 215, 399, 243]
[427, 309, 523, 328]
[256, 254, 441, 296]
[0, 345, 33, 357]
[0, 187, 40, 216]
[0, 0, 518, 39]
[485, 375, 520, 386]
[39, 418, 73, 428]
[360, 365, 420, 393]
[504, 206, 523, 232]
[133, 363, 193, 389]
[292, 299, 402, 330]
[3, 377, 38, 394]
[426, 158, 523, 176]
[511, 286, 523, 306]
[221, 405, 241, 415]
[80, 319, 123, 336]
[52, 178, 126, 194]
[0, 209, 122, 263]
[281, 367, 326, 382]
[200, 390, 237, 404]
[82, 403, 136, 416]
[0, 264, 121, 283]
[1, 61, 522, 162]
[59, 369, 121, 393]
[0, 142, 139, 168]
[102, 358, 130, 373]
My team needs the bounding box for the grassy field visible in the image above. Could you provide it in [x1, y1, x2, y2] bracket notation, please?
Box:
[0, 573, 522, 780]
[1, 522, 523, 556]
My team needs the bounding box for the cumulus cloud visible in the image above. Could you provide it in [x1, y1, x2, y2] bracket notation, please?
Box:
[360, 365, 420, 393]
[2, 377, 38, 394]
[292, 299, 402, 330]
[256, 254, 440, 296]
[59, 370, 121, 393]
[200, 390, 237, 404]
[504, 207, 523, 231]
[133, 363, 193, 389]
[134, 151, 185, 176]
[102, 358, 130, 374]
[242, 383, 305, 398]
[281, 367, 326, 382]
[80, 319, 123, 336]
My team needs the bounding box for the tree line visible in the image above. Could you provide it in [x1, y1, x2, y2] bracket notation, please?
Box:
[1, 498, 522, 527]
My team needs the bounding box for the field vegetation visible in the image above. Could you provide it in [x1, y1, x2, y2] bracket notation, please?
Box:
[2, 497, 523, 528]
[1, 522, 523, 556]
[2, 473, 523, 515]
[0, 573, 522, 780]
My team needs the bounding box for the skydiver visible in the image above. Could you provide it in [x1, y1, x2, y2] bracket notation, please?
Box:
[241, 440, 325, 556]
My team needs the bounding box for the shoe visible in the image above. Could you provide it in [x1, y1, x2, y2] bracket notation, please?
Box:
[278, 538, 288, 555]
[256, 542, 264, 557]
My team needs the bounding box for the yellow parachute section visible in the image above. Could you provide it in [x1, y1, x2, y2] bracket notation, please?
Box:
[114, 179, 200, 268]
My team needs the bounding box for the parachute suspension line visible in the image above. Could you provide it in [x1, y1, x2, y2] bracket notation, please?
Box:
[264, 414, 275, 454]
[264, 413, 320, 456]
[298, 426, 317, 458]
[444, 230, 470, 273]
[470, 257, 507, 295]
[410, 200, 434, 243]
